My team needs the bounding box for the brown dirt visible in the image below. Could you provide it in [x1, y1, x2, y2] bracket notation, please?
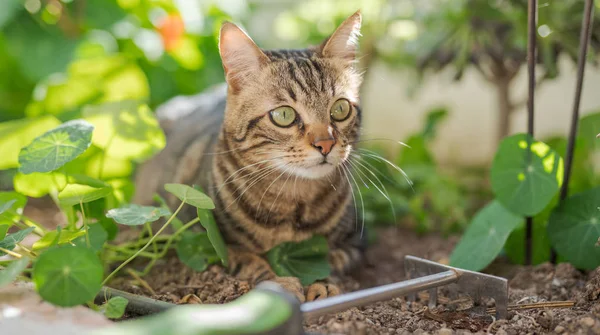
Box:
[109, 226, 600, 335]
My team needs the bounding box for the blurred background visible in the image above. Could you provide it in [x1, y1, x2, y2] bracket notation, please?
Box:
[1, 0, 600, 244]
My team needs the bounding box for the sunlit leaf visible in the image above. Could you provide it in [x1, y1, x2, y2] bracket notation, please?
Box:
[548, 187, 600, 270]
[167, 36, 204, 70]
[101, 65, 150, 102]
[18, 120, 95, 174]
[103, 296, 129, 319]
[0, 257, 30, 288]
[0, 227, 34, 256]
[449, 201, 523, 271]
[33, 246, 103, 307]
[164, 184, 215, 209]
[106, 204, 170, 226]
[0, 115, 61, 170]
[13, 171, 67, 197]
[491, 134, 563, 216]
[58, 184, 112, 206]
[176, 232, 220, 272]
[83, 101, 165, 162]
[266, 235, 331, 286]
[32, 229, 86, 251]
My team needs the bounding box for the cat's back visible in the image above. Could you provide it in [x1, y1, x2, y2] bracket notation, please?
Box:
[133, 83, 227, 207]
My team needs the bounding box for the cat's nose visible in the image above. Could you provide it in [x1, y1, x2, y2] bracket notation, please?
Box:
[312, 137, 336, 156]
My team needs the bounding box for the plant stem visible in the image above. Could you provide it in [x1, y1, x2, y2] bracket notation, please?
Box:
[101, 201, 186, 286]
[0, 247, 23, 258]
[80, 201, 90, 248]
[104, 244, 161, 258]
[9, 210, 48, 235]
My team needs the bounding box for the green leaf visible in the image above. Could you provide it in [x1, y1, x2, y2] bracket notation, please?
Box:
[491, 134, 564, 216]
[33, 246, 103, 307]
[18, 119, 95, 174]
[99, 218, 118, 241]
[0, 199, 16, 215]
[449, 201, 523, 271]
[58, 184, 112, 206]
[194, 185, 228, 266]
[0, 227, 34, 256]
[13, 171, 67, 197]
[422, 107, 448, 139]
[0, 192, 26, 228]
[32, 229, 86, 251]
[266, 235, 331, 286]
[103, 296, 129, 319]
[83, 101, 164, 162]
[0, 225, 8, 240]
[75, 224, 108, 251]
[0, 257, 30, 288]
[547, 187, 600, 270]
[396, 135, 434, 168]
[578, 112, 600, 152]
[0, 0, 22, 29]
[175, 232, 220, 272]
[106, 204, 171, 226]
[164, 184, 215, 209]
[0, 115, 61, 170]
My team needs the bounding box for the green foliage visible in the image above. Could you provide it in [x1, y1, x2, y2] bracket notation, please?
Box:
[0, 116, 60, 169]
[491, 134, 564, 216]
[106, 204, 171, 226]
[32, 229, 86, 251]
[165, 183, 215, 209]
[33, 246, 104, 307]
[0, 256, 29, 288]
[0, 227, 34, 256]
[103, 296, 129, 319]
[547, 188, 600, 270]
[175, 232, 220, 272]
[198, 208, 229, 267]
[267, 235, 331, 286]
[450, 201, 523, 271]
[18, 120, 94, 174]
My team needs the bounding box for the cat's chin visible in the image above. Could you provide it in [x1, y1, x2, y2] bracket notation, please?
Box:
[291, 163, 338, 180]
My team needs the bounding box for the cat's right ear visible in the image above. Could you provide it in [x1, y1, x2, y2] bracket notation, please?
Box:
[219, 22, 269, 93]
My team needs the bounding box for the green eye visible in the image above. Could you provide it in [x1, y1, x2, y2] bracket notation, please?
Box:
[270, 106, 297, 127]
[330, 99, 351, 121]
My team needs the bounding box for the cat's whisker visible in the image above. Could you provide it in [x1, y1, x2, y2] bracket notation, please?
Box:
[224, 164, 282, 211]
[350, 153, 401, 188]
[337, 165, 359, 231]
[216, 155, 293, 192]
[255, 164, 291, 222]
[266, 166, 295, 224]
[356, 148, 414, 190]
[203, 141, 281, 155]
[341, 162, 364, 236]
[350, 138, 410, 147]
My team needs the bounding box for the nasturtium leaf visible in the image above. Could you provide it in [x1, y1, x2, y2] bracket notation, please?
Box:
[164, 184, 215, 209]
[491, 134, 564, 216]
[106, 204, 170, 226]
[548, 187, 600, 270]
[103, 296, 129, 319]
[83, 101, 164, 162]
[74, 224, 108, 251]
[18, 119, 95, 174]
[194, 185, 228, 266]
[33, 246, 103, 307]
[0, 115, 61, 170]
[0, 200, 16, 215]
[266, 235, 331, 286]
[13, 171, 67, 197]
[58, 184, 112, 206]
[0, 257, 30, 288]
[422, 107, 448, 140]
[0, 227, 34, 256]
[578, 112, 600, 152]
[176, 232, 220, 272]
[0, 225, 8, 240]
[99, 218, 118, 241]
[449, 201, 523, 271]
[32, 229, 86, 251]
[0, 192, 26, 227]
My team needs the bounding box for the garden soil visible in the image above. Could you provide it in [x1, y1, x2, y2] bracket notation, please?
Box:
[25, 198, 600, 334]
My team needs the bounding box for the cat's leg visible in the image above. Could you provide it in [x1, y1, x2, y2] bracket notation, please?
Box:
[227, 247, 306, 302]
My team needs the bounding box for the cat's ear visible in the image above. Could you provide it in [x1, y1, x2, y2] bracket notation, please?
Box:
[219, 22, 269, 92]
[319, 10, 362, 61]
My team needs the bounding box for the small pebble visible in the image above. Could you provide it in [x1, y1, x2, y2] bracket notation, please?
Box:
[496, 330, 508, 335]
[580, 317, 595, 327]
[554, 325, 565, 333]
[437, 327, 453, 335]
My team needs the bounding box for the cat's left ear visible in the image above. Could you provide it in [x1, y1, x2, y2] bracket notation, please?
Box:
[319, 10, 362, 61]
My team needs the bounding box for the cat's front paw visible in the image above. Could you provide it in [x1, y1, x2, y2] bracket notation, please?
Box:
[270, 276, 305, 303]
[305, 282, 341, 301]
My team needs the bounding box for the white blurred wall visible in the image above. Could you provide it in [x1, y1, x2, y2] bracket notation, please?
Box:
[360, 57, 600, 167]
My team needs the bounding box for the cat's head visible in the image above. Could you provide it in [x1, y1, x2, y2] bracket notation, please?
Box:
[218, 11, 363, 180]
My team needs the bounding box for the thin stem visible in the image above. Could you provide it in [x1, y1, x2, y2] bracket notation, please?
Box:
[0, 247, 23, 258]
[524, 0, 537, 266]
[9, 210, 48, 235]
[552, 0, 596, 263]
[16, 243, 37, 258]
[101, 201, 186, 286]
[80, 201, 90, 248]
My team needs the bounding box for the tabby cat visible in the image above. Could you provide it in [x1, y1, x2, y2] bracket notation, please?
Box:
[134, 11, 367, 302]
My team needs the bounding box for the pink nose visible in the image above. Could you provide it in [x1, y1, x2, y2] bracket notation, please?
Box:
[312, 137, 336, 156]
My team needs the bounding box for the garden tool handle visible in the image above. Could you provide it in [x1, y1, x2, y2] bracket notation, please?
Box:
[300, 270, 459, 319]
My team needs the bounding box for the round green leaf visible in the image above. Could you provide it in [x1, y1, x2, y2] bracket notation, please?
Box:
[74, 224, 108, 251]
[106, 204, 171, 226]
[266, 235, 331, 286]
[0, 257, 30, 288]
[176, 232, 220, 272]
[164, 183, 215, 209]
[548, 187, 600, 270]
[18, 119, 94, 174]
[33, 246, 103, 307]
[58, 184, 112, 206]
[103, 296, 129, 319]
[491, 134, 564, 216]
[449, 201, 523, 271]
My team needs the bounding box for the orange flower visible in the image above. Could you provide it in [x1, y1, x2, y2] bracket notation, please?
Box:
[158, 14, 185, 51]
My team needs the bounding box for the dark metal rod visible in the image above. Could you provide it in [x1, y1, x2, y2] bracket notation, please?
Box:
[551, 0, 596, 263]
[525, 0, 537, 266]
[301, 270, 459, 318]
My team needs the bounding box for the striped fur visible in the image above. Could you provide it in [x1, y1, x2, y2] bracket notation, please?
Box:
[133, 11, 367, 299]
